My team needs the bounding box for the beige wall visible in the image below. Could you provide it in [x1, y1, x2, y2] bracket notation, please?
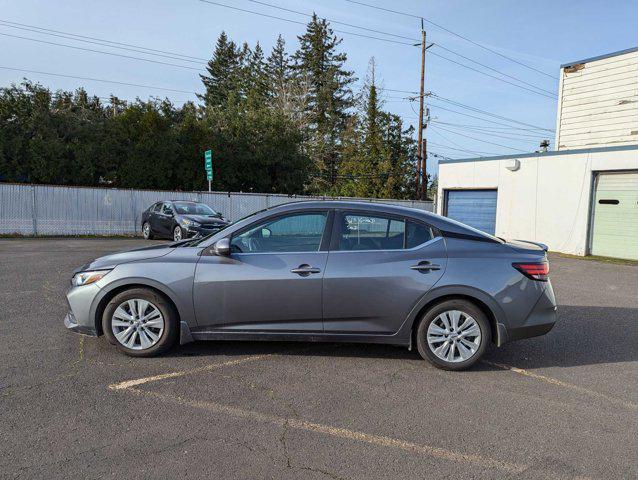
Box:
[556, 50, 638, 150]
[437, 148, 638, 255]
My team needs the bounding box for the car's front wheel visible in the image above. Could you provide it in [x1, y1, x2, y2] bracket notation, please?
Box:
[142, 222, 153, 240]
[416, 299, 491, 370]
[173, 225, 183, 242]
[102, 288, 178, 357]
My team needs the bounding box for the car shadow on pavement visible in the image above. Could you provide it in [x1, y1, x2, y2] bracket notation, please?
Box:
[169, 305, 638, 370]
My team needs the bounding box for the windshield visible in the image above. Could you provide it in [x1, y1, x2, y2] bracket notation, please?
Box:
[173, 202, 219, 216]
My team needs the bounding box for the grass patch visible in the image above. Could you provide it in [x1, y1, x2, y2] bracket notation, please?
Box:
[552, 252, 638, 266]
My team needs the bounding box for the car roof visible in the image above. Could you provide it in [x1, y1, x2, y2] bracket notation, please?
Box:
[265, 200, 499, 240]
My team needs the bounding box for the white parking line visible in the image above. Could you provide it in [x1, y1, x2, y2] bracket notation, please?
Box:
[483, 361, 637, 411]
[108, 354, 270, 390]
[123, 386, 528, 474]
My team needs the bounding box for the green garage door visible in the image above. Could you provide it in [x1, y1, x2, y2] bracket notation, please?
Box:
[591, 172, 638, 260]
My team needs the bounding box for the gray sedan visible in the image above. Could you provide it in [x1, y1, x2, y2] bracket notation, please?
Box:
[64, 201, 557, 370]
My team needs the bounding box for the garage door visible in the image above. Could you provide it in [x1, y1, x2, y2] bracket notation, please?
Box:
[445, 189, 498, 235]
[591, 172, 638, 260]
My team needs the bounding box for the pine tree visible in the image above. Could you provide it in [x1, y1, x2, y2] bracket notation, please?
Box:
[292, 15, 356, 190]
[199, 32, 242, 108]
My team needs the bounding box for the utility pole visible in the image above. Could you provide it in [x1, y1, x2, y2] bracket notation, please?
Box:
[415, 25, 426, 200]
[421, 138, 427, 199]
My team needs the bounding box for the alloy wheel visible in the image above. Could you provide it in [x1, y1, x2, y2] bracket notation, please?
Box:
[111, 299, 165, 350]
[426, 310, 481, 363]
[173, 226, 182, 241]
[142, 223, 150, 239]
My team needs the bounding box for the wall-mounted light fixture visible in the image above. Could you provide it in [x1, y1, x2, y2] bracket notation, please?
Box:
[506, 159, 521, 172]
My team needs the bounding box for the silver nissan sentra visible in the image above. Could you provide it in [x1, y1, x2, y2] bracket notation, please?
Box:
[64, 201, 557, 370]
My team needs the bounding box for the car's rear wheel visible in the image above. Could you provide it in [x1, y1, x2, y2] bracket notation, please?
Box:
[173, 225, 183, 242]
[416, 299, 491, 370]
[142, 222, 153, 239]
[102, 288, 178, 357]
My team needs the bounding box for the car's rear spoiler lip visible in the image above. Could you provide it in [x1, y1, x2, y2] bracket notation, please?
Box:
[513, 239, 549, 252]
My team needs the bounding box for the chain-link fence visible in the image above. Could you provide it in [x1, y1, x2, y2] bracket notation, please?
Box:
[0, 183, 434, 236]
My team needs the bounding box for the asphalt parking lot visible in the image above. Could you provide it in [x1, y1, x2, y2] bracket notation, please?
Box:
[1, 238, 636, 479]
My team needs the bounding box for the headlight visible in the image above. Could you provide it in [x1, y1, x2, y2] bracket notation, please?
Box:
[181, 218, 200, 227]
[71, 270, 111, 287]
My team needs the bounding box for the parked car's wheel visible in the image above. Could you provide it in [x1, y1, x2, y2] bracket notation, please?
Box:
[142, 222, 153, 240]
[416, 299, 491, 370]
[173, 225, 183, 241]
[102, 288, 178, 357]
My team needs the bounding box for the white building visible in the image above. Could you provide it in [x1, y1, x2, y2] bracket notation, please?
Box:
[436, 47, 638, 260]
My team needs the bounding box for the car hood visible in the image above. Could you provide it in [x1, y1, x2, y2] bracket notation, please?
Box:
[182, 214, 228, 224]
[76, 243, 173, 272]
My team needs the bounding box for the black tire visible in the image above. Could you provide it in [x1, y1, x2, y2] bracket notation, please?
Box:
[102, 288, 178, 357]
[415, 299, 491, 371]
[142, 222, 154, 240]
[173, 225, 183, 242]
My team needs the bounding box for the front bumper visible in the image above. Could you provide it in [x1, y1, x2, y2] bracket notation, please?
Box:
[64, 283, 102, 337]
[184, 225, 225, 238]
[501, 280, 558, 343]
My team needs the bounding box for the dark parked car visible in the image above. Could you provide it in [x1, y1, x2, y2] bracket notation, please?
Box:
[66, 201, 557, 370]
[141, 200, 228, 241]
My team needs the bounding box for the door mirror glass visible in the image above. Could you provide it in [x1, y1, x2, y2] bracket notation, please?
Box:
[214, 238, 231, 256]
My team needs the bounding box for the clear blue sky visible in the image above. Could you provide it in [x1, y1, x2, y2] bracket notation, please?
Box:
[1, 0, 637, 175]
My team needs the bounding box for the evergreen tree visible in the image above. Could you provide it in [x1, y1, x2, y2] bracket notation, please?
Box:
[199, 32, 242, 108]
[292, 14, 356, 191]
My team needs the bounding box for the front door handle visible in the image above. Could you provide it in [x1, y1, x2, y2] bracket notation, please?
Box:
[410, 261, 441, 272]
[291, 264, 321, 276]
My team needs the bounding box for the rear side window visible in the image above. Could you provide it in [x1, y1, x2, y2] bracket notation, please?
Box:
[339, 214, 405, 251]
[152, 202, 162, 212]
[406, 221, 435, 248]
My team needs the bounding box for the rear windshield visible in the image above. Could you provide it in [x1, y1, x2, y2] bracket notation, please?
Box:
[173, 202, 219, 216]
[441, 216, 504, 243]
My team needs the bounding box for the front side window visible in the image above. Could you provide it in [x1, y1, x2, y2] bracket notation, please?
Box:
[339, 213, 405, 251]
[162, 203, 174, 215]
[231, 212, 328, 253]
[152, 202, 162, 213]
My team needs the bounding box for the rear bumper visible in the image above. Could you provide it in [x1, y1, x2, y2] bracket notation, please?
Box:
[500, 280, 558, 344]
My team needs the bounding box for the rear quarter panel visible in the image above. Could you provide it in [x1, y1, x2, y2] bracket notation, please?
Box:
[422, 237, 548, 338]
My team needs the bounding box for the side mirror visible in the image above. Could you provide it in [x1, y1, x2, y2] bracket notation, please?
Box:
[213, 237, 231, 256]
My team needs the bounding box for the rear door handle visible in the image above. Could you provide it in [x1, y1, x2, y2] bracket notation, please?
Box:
[291, 264, 321, 276]
[410, 261, 441, 272]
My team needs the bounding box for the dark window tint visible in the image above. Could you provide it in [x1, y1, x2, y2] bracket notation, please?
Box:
[406, 221, 435, 248]
[598, 199, 619, 205]
[161, 203, 174, 215]
[339, 214, 405, 251]
[152, 202, 162, 212]
[231, 212, 327, 253]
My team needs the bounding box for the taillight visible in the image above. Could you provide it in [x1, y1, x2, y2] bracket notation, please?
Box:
[512, 262, 549, 281]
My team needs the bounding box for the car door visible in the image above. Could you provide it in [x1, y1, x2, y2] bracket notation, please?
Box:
[157, 202, 175, 237]
[322, 210, 447, 334]
[193, 209, 332, 332]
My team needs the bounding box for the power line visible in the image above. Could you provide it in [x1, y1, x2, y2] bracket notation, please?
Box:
[429, 124, 530, 152]
[430, 120, 550, 134]
[430, 121, 546, 140]
[432, 43, 557, 97]
[427, 50, 556, 99]
[428, 94, 555, 131]
[198, 0, 414, 46]
[0, 32, 203, 71]
[428, 141, 501, 156]
[0, 19, 207, 62]
[0, 66, 200, 96]
[242, 0, 417, 41]
[343, 0, 558, 80]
